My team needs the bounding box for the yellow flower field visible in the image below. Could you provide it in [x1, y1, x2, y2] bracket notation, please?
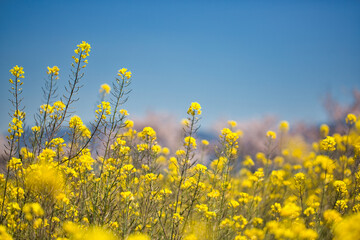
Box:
[1, 41, 360, 240]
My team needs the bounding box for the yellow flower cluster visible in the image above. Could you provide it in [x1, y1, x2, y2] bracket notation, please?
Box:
[25, 161, 65, 199]
[220, 128, 239, 156]
[23, 203, 44, 220]
[184, 136, 197, 149]
[333, 180, 348, 197]
[8, 116, 24, 138]
[99, 83, 111, 94]
[48, 137, 66, 152]
[320, 124, 330, 137]
[9, 65, 25, 78]
[187, 102, 202, 116]
[53, 101, 65, 111]
[228, 120, 237, 128]
[69, 115, 91, 138]
[138, 126, 157, 141]
[320, 136, 336, 151]
[74, 41, 91, 58]
[293, 172, 305, 188]
[47, 66, 60, 76]
[345, 113, 357, 125]
[266, 130, 277, 140]
[39, 101, 65, 120]
[120, 109, 129, 116]
[8, 157, 22, 170]
[278, 121, 289, 133]
[95, 101, 111, 119]
[201, 139, 209, 146]
[118, 67, 132, 79]
[72, 41, 91, 66]
[3, 41, 360, 240]
[0, 225, 13, 240]
[221, 128, 239, 143]
[31, 126, 40, 132]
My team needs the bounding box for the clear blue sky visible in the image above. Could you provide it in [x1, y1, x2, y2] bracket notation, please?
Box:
[1, 0, 359, 132]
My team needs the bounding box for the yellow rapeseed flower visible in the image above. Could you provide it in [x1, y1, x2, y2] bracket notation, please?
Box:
[334, 213, 360, 240]
[120, 164, 136, 174]
[346, 113, 357, 125]
[294, 172, 305, 187]
[99, 83, 111, 94]
[181, 118, 190, 127]
[242, 155, 254, 167]
[8, 157, 22, 170]
[266, 131, 276, 140]
[320, 124, 329, 137]
[118, 68, 127, 75]
[53, 101, 66, 111]
[279, 121, 289, 133]
[187, 102, 202, 116]
[280, 202, 301, 219]
[228, 200, 240, 208]
[320, 136, 336, 152]
[233, 215, 248, 229]
[173, 213, 184, 222]
[124, 119, 134, 128]
[184, 136, 197, 149]
[271, 203, 282, 218]
[162, 147, 170, 155]
[69, 115, 84, 129]
[47, 66, 60, 76]
[120, 191, 134, 201]
[201, 139, 209, 146]
[25, 162, 65, 199]
[333, 180, 347, 197]
[76, 41, 91, 56]
[117, 68, 132, 79]
[125, 71, 132, 79]
[10, 65, 25, 78]
[323, 209, 342, 226]
[119, 109, 129, 116]
[31, 126, 41, 132]
[228, 120, 237, 128]
[0, 225, 13, 240]
[23, 203, 44, 220]
[195, 204, 208, 213]
[207, 189, 220, 198]
[176, 149, 186, 156]
[138, 127, 157, 141]
[194, 164, 207, 173]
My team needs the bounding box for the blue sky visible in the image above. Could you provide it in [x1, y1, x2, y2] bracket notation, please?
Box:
[0, 0, 359, 132]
